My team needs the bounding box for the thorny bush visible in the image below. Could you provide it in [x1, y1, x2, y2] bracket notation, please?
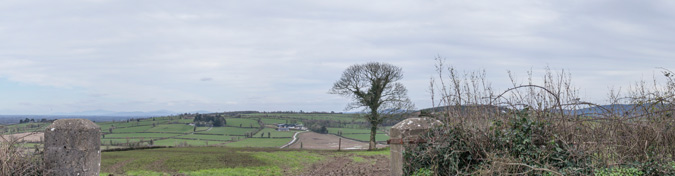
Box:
[404, 58, 675, 175]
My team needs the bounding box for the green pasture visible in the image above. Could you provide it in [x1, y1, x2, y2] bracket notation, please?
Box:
[1, 122, 48, 134]
[152, 139, 211, 147]
[254, 128, 296, 138]
[177, 118, 193, 123]
[111, 125, 153, 133]
[257, 118, 287, 125]
[197, 127, 257, 135]
[326, 127, 379, 134]
[243, 113, 364, 122]
[3, 122, 49, 129]
[180, 134, 235, 141]
[146, 124, 193, 133]
[98, 121, 146, 130]
[104, 133, 181, 138]
[225, 118, 260, 128]
[342, 133, 389, 142]
[195, 127, 211, 131]
[225, 138, 291, 148]
[101, 138, 145, 145]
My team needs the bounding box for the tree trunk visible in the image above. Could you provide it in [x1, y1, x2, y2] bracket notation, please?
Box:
[369, 124, 377, 150]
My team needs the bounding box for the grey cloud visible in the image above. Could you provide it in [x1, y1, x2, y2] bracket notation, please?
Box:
[0, 0, 673, 113]
[200, 77, 213, 81]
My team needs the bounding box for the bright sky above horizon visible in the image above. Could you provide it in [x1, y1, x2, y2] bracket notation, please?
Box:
[0, 0, 673, 115]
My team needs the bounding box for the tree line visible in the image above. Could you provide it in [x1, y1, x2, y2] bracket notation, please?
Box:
[193, 114, 226, 127]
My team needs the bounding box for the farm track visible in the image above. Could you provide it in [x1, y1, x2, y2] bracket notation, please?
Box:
[288, 132, 387, 150]
[280, 131, 304, 148]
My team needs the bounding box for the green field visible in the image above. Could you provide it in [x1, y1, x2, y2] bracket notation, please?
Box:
[326, 127, 389, 142]
[98, 122, 139, 130]
[254, 128, 296, 138]
[180, 134, 235, 141]
[197, 127, 258, 135]
[146, 124, 194, 133]
[101, 138, 146, 145]
[225, 118, 260, 128]
[100, 147, 328, 176]
[258, 118, 287, 125]
[112, 125, 153, 133]
[327, 127, 380, 134]
[177, 118, 193, 123]
[225, 138, 291, 148]
[0, 122, 49, 134]
[342, 133, 389, 142]
[243, 113, 364, 122]
[3, 112, 398, 151]
[104, 133, 181, 138]
[152, 139, 212, 146]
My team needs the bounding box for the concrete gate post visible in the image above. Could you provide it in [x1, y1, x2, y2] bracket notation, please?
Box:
[44, 119, 101, 176]
[388, 118, 442, 176]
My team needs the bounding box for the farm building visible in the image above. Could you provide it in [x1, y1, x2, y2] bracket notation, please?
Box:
[276, 123, 306, 131]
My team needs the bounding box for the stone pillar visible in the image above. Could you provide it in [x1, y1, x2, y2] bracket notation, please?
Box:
[388, 118, 442, 176]
[44, 119, 101, 176]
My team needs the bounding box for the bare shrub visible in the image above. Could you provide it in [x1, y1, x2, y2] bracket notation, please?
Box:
[404, 58, 675, 175]
[0, 132, 44, 176]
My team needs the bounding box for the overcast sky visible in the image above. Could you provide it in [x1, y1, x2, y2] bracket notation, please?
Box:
[0, 0, 673, 115]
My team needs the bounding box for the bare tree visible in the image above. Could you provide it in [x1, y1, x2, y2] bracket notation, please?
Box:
[330, 62, 414, 150]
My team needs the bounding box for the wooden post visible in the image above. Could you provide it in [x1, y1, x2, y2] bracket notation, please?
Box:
[338, 138, 341, 151]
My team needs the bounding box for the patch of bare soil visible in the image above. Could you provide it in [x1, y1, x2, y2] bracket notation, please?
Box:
[288, 132, 387, 150]
[1, 132, 43, 142]
[301, 154, 390, 176]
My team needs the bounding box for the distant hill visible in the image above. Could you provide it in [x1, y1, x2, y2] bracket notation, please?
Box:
[54, 110, 214, 117]
[418, 104, 671, 118]
[565, 103, 671, 116]
[55, 109, 177, 117]
[419, 105, 510, 114]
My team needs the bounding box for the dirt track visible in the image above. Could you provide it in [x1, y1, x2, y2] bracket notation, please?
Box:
[1, 132, 43, 142]
[288, 132, 387, 150]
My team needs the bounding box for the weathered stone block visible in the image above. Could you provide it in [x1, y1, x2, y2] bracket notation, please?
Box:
[389, 117, 442, 176]
[44, 119, 101, 176]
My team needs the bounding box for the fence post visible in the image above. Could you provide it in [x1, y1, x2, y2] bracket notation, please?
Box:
[388, 117, 442, 176]
[338, 138, 341, 151]
[43, 119, 101, 176]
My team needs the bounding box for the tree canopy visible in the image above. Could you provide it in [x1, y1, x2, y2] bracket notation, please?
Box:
[330, 62, 414, 150]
